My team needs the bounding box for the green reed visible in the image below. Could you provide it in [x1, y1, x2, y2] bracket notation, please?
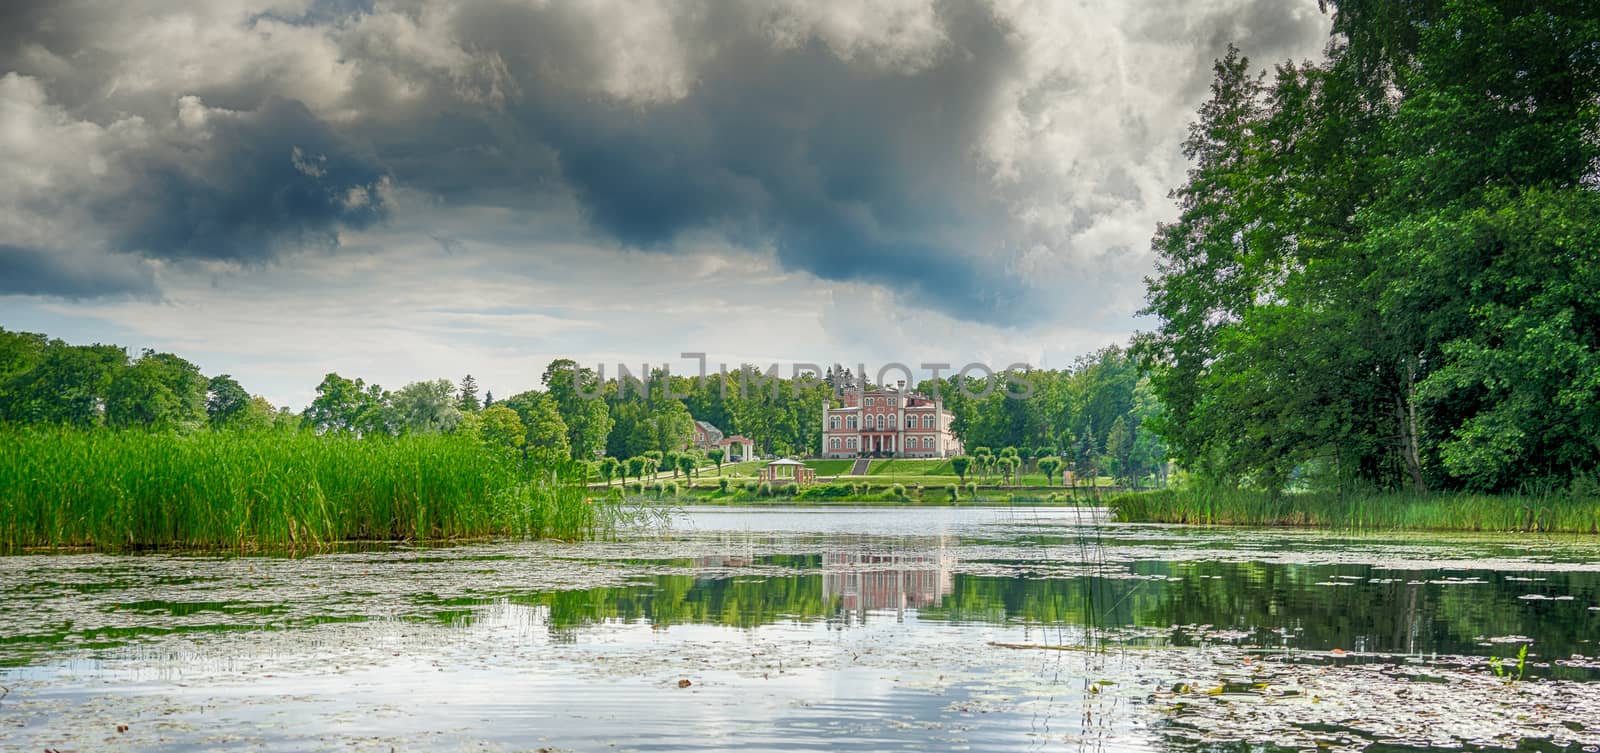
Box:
[1108, 485, 1600, 533]
[0, 427, 613, 552]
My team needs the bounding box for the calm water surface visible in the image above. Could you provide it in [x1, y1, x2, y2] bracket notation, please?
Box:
[2, 506, 1599, 752]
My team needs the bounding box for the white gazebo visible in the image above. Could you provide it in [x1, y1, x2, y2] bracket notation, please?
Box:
[759, 458, 816, 485]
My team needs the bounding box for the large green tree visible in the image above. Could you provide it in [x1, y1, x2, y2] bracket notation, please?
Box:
[1140, 2, 1600, 494]
[542, 359, 613, 460]
[105, 351, 207, 430]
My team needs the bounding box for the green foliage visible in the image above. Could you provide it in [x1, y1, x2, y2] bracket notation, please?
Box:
[890, 483, 906, 499]
[1141, 7, 1600, 494]
[676, 453, 696, 478]
[304, 373, 393, 436]
[205, 375, 250, 428]
[950, 455, 971, 482]
[0, 428, 609, 551]
[457, 374, 481, 412]
[1038, 456, 1063, 485]
[106, 351, 207, 430]
[477, 406, 526, 452]
[1111, 486, 1600, 533]
[742, 479, 759, 494]
[391, 379, 463, 434]
[717, 477, 730, 493]
[795, 483, 854, 500]
[542, 359, 613, 461]
[757, 481, 773, 497]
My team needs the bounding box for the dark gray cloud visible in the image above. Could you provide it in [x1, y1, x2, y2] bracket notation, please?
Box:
[0, 245, 156, 299]
[0, 0, 1332, 324]
[104, 97, 390, 262]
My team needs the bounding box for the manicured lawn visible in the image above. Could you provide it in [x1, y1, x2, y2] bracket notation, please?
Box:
[804, 459, 856, 476]
[866, 458, 954, 476]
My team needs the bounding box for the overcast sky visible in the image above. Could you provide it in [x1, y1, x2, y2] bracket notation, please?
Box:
[0, 0, 1331, 408]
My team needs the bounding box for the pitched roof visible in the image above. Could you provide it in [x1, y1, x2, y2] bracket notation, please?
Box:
[766, 457, 806, 466]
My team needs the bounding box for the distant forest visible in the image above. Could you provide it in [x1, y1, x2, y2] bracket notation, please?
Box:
[0, 329, 1158, 484]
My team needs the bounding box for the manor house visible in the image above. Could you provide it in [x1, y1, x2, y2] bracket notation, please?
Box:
[820, 382, 963, 458]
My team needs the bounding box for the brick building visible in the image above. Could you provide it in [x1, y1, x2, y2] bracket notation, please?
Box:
[820, 382, 963, 458]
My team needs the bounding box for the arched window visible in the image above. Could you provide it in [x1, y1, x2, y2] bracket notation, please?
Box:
[831, 437, 840, 450]
[923, 437, 933, 448]
[888, 415, 897, 429]
[829, 416, 839, 430]
[923, 415, 934, 428]
[876, 415, 885, 430]
[847, 415, 858, 429]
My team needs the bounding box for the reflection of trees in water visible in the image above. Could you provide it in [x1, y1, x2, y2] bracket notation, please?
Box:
[436, 546, 1600, 662]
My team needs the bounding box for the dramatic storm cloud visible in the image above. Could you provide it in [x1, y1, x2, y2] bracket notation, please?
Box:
[0, 0, 1330, 404]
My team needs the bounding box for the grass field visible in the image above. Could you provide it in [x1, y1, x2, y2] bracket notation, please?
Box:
[1110, 487, 1600, 533]
[0, 428, 608, 552]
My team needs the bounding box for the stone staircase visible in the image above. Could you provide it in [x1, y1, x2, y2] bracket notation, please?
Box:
[849, 457, 871, 476]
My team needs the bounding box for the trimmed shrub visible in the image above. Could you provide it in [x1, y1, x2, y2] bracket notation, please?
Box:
[758, 481, 773, 497]
[965, 481, 978, 499]
[891, 483, 906, 499]
[718, 477, 731, 493]
[743, 479, 759, 494]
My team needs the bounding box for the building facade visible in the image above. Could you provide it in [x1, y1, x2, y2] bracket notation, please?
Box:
[820, 384, 964, 458]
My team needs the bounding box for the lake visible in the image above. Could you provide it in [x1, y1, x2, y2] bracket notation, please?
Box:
[2, 506, 1598, 752]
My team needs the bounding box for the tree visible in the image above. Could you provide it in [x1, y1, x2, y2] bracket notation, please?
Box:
[483, 390, 494, 408]
[392, 379, 462, 434]
[1002, 455, 1021, 485]
[521, 393, 571, 463]
[1140, 6, 1600, 495]
[206, 374, 251, 428]
[625, 456, 646, 483]
[1106, 415, 1135, 488]
[676, 454, 696, 479]
[477, 405, 525, 452]
[105, 350, 207, 430]
[542, 359, 613, 461]
[950, 455, 972, 483]
[303, 373, 393, 436]
[599, 456, 620, 484]
[707, 448, 725, 474]
[1038, 456, 1063, 486]
[458, 374, 481, 412]
[664, 451, 682, 477]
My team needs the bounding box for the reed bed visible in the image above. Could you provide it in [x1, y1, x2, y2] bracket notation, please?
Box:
[1109, 486, 1600, 533]
[0, 428, 611, 552]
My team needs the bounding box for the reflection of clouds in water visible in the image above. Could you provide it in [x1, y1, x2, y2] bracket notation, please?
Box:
[2, 509, 1600, 752]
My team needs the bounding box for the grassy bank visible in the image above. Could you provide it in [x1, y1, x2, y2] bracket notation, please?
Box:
[1109, 487, 1600, 533]
[0, 428, 612, 552]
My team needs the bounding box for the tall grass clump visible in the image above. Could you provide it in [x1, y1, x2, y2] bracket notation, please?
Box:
[0, 427, 614, 552]
[1109, 482, 1600, 533]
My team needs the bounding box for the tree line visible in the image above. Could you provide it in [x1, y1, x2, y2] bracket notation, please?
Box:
[0, 329, 1161, 485]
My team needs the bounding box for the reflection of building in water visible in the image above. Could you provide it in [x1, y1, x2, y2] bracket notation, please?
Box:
[824, 539, 955, 625]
